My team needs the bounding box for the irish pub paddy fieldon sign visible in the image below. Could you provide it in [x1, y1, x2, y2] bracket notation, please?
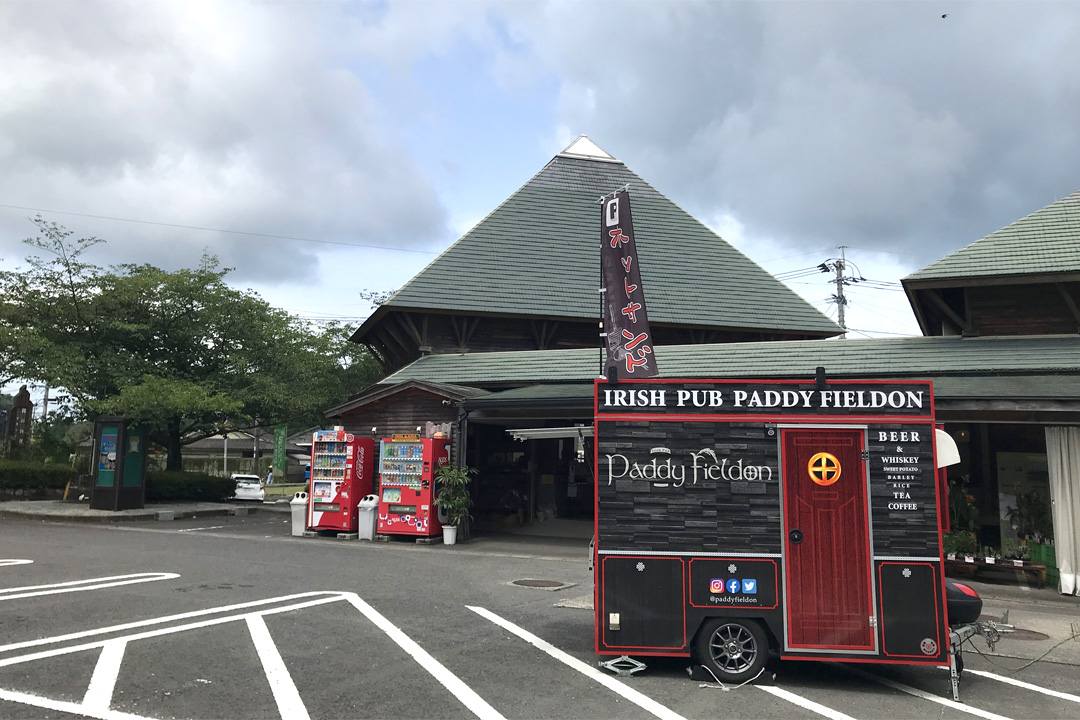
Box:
[592, 379, 950, 669]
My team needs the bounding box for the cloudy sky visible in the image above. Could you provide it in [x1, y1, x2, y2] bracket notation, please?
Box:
[2, 0, 1079, 343]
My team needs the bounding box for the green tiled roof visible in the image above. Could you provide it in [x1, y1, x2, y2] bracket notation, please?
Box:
[369, 152, 839, 335]
[380, 335, 1080, 386]
[906, 190, 1080, 282]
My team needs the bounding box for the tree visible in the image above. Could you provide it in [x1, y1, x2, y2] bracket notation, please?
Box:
[0, 218, 383, 468]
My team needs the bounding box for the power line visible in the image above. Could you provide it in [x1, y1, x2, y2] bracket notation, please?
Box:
[0, 202, 440, 255]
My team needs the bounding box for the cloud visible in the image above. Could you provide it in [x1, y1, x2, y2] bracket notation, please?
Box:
[0, 0, 448, 282]
[497, 1, 1080, 267]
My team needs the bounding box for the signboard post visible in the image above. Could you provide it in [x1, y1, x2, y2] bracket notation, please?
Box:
[273, 424, 287, 484]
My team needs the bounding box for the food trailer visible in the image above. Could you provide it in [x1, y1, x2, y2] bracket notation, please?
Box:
[594, 377, 965, 685]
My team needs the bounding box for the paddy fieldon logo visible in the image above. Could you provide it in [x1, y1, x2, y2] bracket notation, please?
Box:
[605, 447, 773, 487]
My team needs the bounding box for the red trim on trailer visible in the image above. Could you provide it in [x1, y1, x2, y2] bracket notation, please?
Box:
[597, 649, 690, 658]
[780, 655, 947, 667]
[593, 399, 601, 655]
[933, 416, 950, 630]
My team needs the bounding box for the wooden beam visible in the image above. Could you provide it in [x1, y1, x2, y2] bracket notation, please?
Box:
[463, 317, 480, 349]
[363, 340, 390, 370]
[450, 315, 464, 349]
[381, 317, 415, 355]
[923, 289, 966, 333]
[398, 313, 424, 346]
[1056, 283, 1080, 330]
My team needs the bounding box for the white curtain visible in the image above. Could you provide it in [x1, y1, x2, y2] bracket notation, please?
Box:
[1045, 427, 1080, 596]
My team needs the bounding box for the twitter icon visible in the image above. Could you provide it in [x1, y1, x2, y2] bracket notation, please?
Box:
[742, 579, 757, 594]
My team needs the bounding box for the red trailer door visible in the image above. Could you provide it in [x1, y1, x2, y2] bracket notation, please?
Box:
[782, 428, 875, 652]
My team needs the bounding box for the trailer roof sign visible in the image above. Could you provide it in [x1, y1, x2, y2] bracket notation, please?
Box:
[596, 380, 934, 419]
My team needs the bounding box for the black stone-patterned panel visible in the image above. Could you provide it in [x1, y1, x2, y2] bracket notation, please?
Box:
[867, 422, 941, 557]
[597, 420, 781, 553]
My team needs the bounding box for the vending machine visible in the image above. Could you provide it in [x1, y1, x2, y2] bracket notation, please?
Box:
[377, 435, 450, 537]
[307, 429, 375, 533]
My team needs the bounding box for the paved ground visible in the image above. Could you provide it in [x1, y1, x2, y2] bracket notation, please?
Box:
[1, 508, 1078, 720]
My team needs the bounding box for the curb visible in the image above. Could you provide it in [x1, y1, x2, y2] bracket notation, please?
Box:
[0, 505, 284, 524]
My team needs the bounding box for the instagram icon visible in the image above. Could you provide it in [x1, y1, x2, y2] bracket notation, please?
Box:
[709, 578, 724, 594]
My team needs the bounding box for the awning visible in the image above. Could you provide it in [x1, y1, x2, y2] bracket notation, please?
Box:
[507, 426, 594, 442]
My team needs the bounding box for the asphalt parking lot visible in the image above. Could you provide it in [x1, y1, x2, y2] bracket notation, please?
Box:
[1, 513, 1078, 720]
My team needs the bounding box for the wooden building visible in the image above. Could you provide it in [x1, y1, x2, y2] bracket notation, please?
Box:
[340, 183, 1080, 595]
[331, 136, 842, 528]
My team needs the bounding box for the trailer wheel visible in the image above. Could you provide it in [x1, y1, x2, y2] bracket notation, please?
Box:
[696, 618, 768, 683]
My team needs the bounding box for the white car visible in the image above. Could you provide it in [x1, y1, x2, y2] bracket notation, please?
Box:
[232, 474, 265, 501]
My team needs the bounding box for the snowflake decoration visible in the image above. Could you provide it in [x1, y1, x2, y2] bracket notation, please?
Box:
[636, 562, 645, 572]
[728, 564, 738, 574]
[902, 568, 912, 578]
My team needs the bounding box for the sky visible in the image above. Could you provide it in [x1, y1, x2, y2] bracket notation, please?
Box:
[3, 0, 1080, 361]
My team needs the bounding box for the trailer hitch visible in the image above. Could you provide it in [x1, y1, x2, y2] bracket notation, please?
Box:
[947, 611, 1015, 702]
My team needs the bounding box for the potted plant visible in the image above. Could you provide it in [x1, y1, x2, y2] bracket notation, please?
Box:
[433, 463, 476, 546]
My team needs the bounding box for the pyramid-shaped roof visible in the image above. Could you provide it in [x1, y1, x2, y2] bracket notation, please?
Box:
[906, 190, 1080, 282]
[353, 137, 839, 341]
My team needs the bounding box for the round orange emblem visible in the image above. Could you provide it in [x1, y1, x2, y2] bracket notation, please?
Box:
[808, 452, 841, 486]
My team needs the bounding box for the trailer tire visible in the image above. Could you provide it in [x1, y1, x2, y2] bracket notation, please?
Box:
[696, 618, 768, 684]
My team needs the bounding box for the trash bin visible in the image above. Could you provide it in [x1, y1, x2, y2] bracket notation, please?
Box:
[290, 492, 308, 537]
[357, 494, 379, 541]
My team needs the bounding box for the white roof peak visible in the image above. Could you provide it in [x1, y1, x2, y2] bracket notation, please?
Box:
[558, 135, 617, 161]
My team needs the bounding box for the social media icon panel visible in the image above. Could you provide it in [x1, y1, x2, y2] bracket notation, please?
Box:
[742, 579, 757, 594]
[726, 579, 741, 594]
[709, 578, 724, 594]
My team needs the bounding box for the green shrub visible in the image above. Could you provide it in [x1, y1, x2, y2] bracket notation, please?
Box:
[146, 471, 233, 502]
[0, 460, 79, 491]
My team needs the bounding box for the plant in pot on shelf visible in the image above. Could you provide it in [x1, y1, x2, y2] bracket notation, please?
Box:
[433, 463, 476, 546]
[944, 474, 980, 559]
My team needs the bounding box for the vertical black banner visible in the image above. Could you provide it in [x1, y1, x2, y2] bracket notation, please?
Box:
[601, 190, 658, 379]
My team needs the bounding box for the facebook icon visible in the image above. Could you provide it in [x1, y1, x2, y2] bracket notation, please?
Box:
[726, 579, 741, 594]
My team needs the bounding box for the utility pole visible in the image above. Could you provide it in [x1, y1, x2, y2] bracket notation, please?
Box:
[818, 246, 852, 337]
[834, 246, 847, 333]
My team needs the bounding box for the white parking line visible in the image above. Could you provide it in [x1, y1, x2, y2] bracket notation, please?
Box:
[83, 640, 127, 712]
[0, 591, 505, 720]
[467, 605, 688, 720]
[839, 664, 1014, 720]
[0, 594, 346, 669]
[966, 669, 1080, 704]
[0, 590, 342, 654]
[247, 615, 311, 720]
[758, 685, 859, 720]
[0, 559, 33, 567]
[347, 595, 506, 720]
[0, 686, 152, 720]
[0, 572, 179, 601]
[176, 526, 225, 533]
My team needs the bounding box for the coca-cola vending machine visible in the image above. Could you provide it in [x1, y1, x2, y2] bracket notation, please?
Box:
[377, 435, 450, 537]
[307, 429, 374, 533]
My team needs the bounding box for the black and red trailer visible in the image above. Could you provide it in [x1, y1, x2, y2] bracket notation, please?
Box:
[593, 377, 975, 687]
